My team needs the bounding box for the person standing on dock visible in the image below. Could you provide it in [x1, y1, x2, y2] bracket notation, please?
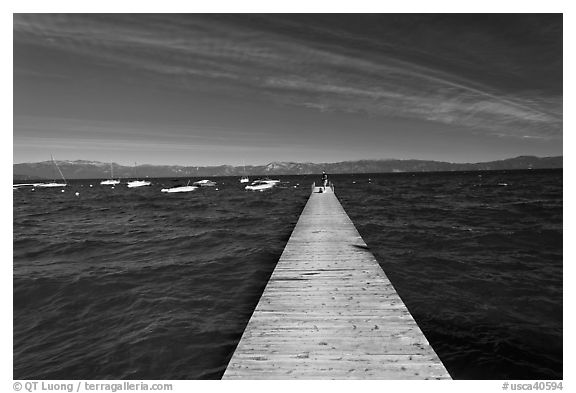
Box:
[321, 171, 328, 191]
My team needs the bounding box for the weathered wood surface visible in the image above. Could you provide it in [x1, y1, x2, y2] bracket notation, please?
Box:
[223, 187, 451, 379]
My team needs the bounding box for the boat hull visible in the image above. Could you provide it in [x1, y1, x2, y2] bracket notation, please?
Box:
[161, 186, 198, 193]
[13, 183, 38, 188]
[193, 180, 217, 187]
[100, 180, 121, 185]
[245, 179, 280, 191]
[127, 181, 151, 188]
[245, 184, 275, 191]
[35, 183, 67, 188]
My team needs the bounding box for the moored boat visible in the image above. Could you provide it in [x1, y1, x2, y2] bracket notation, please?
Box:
[100, 163, 121, 185]
[35, 155, 67, 188]
[36, 182, 67, 188]
[245, 179, 279, 191]
[126, 162, 150, 188]
[161, 180, 197, 193]
[193, 179, 217, 187]
[161, 185, 197, 193]
[127, 180, 151, 188]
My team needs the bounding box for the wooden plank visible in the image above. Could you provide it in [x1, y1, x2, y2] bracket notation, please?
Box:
[222, 186, 451, 379]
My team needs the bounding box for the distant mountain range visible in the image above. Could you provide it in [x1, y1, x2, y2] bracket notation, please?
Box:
[13, 156, 562, 181]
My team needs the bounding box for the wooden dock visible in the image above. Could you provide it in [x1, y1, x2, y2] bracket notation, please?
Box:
[223, 186, 451, 379]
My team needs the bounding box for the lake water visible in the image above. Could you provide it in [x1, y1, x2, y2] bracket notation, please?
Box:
[13, 169, 562, 379]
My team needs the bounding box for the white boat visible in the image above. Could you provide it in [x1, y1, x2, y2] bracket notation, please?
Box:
[100, 179, 120, 185]
[36, 182, 67, 188]
[100, 163, 121, 185]
[36, 155, 67, 188]
[126, 162, 151, 188]
[193, 179, 217, 187]
[161, 180, 197, 193]
[13, 183, 38, 188]
[161, 185, 198, 193]
[127, 180, 151, 188]
[245, 179, 279, 191]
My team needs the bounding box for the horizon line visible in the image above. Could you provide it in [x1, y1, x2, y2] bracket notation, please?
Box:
[13, 154, 563, 167]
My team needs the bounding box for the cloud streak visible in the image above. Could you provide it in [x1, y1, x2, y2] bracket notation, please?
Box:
[14, 14, 562, 145]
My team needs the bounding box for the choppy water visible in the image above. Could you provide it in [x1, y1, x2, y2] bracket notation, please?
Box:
[13, 170, 562, 380]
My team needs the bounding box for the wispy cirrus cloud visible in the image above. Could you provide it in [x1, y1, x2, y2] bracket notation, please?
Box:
[14, 14, 562, 142]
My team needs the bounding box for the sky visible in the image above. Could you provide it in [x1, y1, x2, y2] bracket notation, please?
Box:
[13, 14, 563, 166]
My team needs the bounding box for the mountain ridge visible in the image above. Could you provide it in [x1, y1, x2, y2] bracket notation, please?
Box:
[13, 156, 562, 180]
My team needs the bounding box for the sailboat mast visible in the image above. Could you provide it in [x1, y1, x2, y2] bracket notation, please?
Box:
[51, 154, 67, 184]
